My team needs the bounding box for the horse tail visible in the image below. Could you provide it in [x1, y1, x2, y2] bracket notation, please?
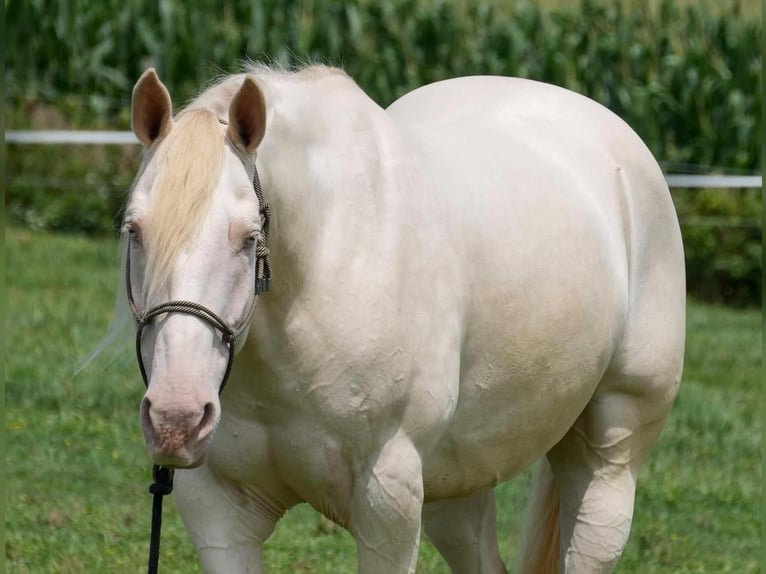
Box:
[517, 458, 560, 574]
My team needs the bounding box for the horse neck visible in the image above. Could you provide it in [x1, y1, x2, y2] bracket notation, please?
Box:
[255, 75, 400, 292]
[192, 70, 408, 296]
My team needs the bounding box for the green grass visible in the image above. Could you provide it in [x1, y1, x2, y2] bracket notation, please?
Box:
[6, 227, 761, 573]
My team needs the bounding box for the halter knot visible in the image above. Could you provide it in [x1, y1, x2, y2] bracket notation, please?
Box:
[149, 465, 174, 496]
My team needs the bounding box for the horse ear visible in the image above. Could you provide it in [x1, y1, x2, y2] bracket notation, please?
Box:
[132, 68, 173, 147]
[228, 76, 267, 154]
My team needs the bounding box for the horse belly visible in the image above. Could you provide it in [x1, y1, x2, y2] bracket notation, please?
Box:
[391, 80, 635, 499]
[423, 267, 627, 499]
[423, 183, 628, 498]
[422, 341, 619, 500]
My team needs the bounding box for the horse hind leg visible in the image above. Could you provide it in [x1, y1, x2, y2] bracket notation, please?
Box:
[515, 459, 560, 574]
[523, 219, 684, 574]
[423, 488, 508, 574]
[543, 365, 681, 573]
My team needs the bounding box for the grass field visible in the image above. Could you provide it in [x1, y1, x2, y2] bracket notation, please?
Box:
[5, 226, 761, 573]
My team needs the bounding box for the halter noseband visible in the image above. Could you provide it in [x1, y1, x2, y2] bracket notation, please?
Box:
[126, 163, 271, 396]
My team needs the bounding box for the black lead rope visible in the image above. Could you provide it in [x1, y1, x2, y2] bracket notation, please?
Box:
[148, 465, 174, 574]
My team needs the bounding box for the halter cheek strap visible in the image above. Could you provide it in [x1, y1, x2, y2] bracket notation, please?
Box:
[251, 161, 272, 296]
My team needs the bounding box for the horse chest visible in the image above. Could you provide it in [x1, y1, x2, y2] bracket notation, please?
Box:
[211, 403, 360, 524]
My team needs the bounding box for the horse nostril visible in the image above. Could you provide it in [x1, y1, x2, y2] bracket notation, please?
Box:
[196, 402, 217, 440]
[141, 397, 152, 427]
[200, 402, 214, 427]
[139, 394, 218, 444]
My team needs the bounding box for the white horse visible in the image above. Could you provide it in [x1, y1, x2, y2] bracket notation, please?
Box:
[122, 64, 685, 573]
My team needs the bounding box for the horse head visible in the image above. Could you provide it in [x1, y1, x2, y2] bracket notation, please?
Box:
[126, 68, 268, 468]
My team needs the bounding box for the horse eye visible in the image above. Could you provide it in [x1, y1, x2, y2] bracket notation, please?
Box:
[124, 223, 141, 244]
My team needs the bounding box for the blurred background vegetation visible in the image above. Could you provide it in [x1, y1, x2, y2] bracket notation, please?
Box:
[4, 0, 762, 306]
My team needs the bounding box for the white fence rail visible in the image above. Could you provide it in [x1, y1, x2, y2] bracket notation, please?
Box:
[6, 130, 138, 145]
[664, 175, 762, 189]
[5, 129, 763, 189]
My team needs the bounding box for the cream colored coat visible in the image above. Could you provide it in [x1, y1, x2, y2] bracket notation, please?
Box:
[126, 66, 684, 574]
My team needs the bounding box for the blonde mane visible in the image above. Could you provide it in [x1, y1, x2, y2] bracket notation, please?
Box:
[143, 108, 225, 301]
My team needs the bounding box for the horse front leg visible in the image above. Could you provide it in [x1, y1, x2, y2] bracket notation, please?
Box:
[349, 431, 424, 574]
[173, 463, 285, 574]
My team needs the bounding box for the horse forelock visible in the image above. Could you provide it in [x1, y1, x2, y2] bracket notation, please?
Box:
[142, 108, 225, 302]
